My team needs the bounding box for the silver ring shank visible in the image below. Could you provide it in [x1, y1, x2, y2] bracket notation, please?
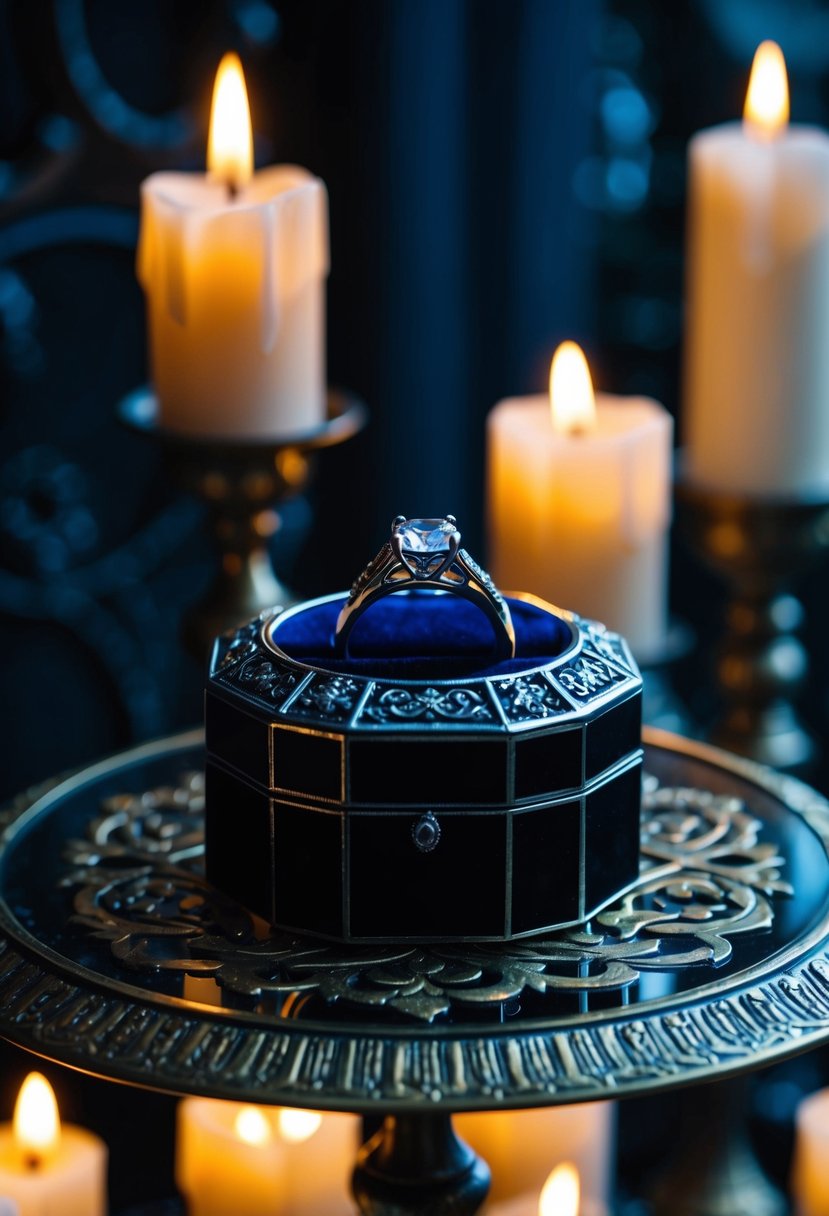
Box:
[333, 545, 516, 660]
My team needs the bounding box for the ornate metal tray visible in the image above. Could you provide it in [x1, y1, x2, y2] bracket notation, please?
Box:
[0, 726, 828, 1113]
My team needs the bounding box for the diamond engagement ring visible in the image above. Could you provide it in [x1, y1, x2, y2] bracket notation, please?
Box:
[333, 515, 516, 659]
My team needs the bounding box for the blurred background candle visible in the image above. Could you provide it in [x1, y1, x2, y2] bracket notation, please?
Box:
[790, 1086, 829, 1216]
[0, 1072, 107, 1216]
[682, 40, 829, 498]
[486, 1160, 606, 1216]
[485, 341, 673, 661]
[176, 1096, 358, 1216]
[456, 1101, 614, 1213]
[137, 52, 329, 439]
[176, 1100, 285, 1216]
[276, 1107, 358, 1214]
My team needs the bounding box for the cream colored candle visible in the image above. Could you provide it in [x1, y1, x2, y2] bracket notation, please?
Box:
[486, 342, 673, 662]
[0, 1073, 107, 1216]
[137, 53, 329, 439]
[790, 1086, 829, 1215]
[276, 1107, 358, 1214]
[485, 1161, 607, 1216]
[176, 1100, 286, 1216]
[683, 40, 829, 497]
[456, 1100, 615, 1211]
[176, 1097, 358, 1216]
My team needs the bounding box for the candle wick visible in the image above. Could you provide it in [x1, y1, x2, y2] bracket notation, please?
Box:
[24, 1151, 42, 1171]
[567, 422, 587, 439]
[226, 178, 239, 202]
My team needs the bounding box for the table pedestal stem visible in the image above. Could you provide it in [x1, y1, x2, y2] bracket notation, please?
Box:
[352, 1113, 491, 1215]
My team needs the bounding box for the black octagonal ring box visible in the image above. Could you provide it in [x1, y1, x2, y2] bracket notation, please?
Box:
[204, 584, 644, 944]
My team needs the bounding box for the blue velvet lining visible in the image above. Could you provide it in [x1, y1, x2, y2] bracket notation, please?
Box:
[271, 592, 575, 679]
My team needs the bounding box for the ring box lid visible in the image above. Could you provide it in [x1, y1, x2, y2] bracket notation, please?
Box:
[209, 590, 642, 735]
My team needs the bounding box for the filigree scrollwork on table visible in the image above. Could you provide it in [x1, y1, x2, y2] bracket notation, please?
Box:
[63, 769, 791, 1024]
[63, 771, 205, 871]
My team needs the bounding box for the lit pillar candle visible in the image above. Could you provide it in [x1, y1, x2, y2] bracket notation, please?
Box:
[683, 40, 829, 497]
[486, 1160, 606, 1216]
[176, 1101, 285, 1216]
[0, 1073, 108, 1216]
[456, 1102, 614, 1212]
[790, 1087, 829, 1215]
[175, 1097, 358, 1216]
[485, 341, 673, 662]
[276, 1107, 358, 1214]
[137, 52, 329, 439]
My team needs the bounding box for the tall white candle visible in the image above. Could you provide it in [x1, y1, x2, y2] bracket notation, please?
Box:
[486, 342, 673, 662]
[137, 52, 329, 439]
[683, 40, 829, 497]
[0, 1073, 107, 1216]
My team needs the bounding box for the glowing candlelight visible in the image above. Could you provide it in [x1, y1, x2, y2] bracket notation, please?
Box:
[0, 1073, 107, 1216]
[207, 51, 254, 195]
[549, 341, 597, 437]
[234, 1106, 272, 1148]
[277, 1109, 323, 1144]
[743, 40, 789, 139]
[13, 1073, 60, 1170]
[539, 1163, 580, 1216]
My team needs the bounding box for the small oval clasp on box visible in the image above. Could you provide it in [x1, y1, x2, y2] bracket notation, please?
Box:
[412, 812, 441, 853]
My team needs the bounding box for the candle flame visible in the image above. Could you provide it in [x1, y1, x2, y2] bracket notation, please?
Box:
[13, 1073, 61, 1167]
[539, 1162, 580, 1216]
[208, 51, 254, 193]
[234, 1105, 272, 1147]
[549, 341, 597, 436]
[744, 40, 789, 138]
[277, 1109, 323, 1144]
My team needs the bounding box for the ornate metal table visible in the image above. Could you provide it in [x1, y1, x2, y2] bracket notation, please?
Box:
[1, 725, 828, 1214]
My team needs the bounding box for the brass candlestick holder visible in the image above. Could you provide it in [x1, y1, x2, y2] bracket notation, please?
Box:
[677, 475, 829, 775]
[118, 387, 368, 661]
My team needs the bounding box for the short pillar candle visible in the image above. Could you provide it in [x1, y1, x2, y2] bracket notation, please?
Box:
[176, 1096, 358, 1216]
[137, 52, 329, 439]
[0, 1073, 107, 1216]
[486, 341, 673, 662]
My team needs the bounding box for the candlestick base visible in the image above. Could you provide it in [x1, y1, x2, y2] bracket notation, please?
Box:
[117, 387, 368, 662]
[676, 477, 829, 775]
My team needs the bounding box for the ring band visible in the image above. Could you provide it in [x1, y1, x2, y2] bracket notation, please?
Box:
[333, 515, 516, 660]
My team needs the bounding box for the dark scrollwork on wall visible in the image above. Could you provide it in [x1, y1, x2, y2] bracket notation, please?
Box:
[0, 2, 286, 801]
